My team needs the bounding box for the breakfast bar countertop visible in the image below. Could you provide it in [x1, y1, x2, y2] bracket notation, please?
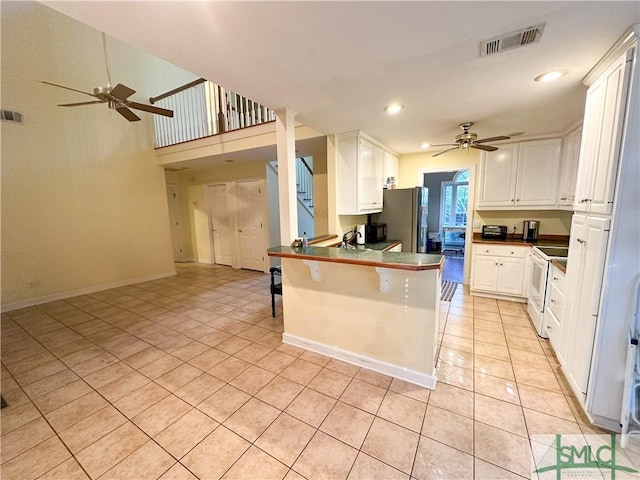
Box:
[267, 246, 443, 271]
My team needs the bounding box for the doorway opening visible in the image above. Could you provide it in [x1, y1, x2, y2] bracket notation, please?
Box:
[423, 168, 472, 284]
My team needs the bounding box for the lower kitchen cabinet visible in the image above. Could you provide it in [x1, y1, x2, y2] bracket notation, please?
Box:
[560, 214, 610, 399]
[470, 245, 529, 298]
[545, 264, 565, 357]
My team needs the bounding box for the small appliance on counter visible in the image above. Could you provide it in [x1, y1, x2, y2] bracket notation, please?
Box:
[365, 221, 387, 243]
[481, 225, 508, 240]
[356, 224, 366, 244]
[523, 220, 540, 241]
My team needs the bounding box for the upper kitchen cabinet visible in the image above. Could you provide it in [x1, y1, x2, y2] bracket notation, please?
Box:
[476, 139, 562, 209]
[558, 126, 582, 210]
[337, 131, 395, 215]
[382, 151, 399, 188]
[574, 48, 634, 215]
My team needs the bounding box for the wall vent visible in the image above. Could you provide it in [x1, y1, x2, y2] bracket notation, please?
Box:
[480, 23, 546, 57]
[1, 109, 24, 124]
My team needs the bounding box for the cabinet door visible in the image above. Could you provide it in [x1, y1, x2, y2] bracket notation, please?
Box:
[357, 139, 375, 209]
[574, 81, 605, 212]
[382, 151, 399, 187]
[496, 257, 526, 296]
[558, 127, 582, 208]
[477, 145, 518, 207]
[574, 50, 632, 214]
[471, 256, 498, 292]
[589, 50, 632, 214]
[564, 215, 610, 397]
[515, 139, 561, 207]
[372, 146, 384, 208]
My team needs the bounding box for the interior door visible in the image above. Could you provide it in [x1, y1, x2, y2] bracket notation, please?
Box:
[235, 180, 266, 271]
[208, 184, 233, 266]
[166, 185, 184, 261]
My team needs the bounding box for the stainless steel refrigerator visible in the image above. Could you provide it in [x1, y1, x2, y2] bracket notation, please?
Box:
[377, 187, 428, 253]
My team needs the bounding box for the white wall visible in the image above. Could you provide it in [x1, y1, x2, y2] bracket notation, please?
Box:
[1, 3, 198, 309]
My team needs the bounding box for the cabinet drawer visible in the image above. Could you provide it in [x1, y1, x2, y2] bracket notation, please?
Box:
[549, 268, 565, 293]
[548, 282, 564, 320]
[473, 245, 529, 258]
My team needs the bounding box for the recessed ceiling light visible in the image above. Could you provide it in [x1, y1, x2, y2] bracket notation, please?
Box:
[384, 104, 404, 114]
[534, 69, 568, 82]
[421, 143, 431, 149]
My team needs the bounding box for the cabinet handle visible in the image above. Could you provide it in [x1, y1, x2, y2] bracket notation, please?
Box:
[511, 198, 515, 202]
[500, 263, 504, 266]
[486, 250, 490, 253]
[495, 263, 499, 266]
[560, 197, 567, 200]
[510, 251, 514, 254]
[516, 198, 520, 202]
[553, 277, 559, 281]
[547, 325, 552, 330]
[550, 299, 556, 303]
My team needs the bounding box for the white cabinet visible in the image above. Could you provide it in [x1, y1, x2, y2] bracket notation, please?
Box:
[477, 139, 562, 209]
[558, 126, 582, 209]
[560, 214, 610, 398]
[382, 151, 399, 188]
[545, 264, 565, 355]
[337, 132, 386, 214]
[574, 49, 632, 214]
[470, 245, 529, 298]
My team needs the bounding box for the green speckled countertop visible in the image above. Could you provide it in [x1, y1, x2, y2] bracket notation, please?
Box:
[267, 246, 443, 271]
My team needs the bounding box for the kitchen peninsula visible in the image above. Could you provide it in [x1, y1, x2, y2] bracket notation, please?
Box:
[267, 246, 444, 388]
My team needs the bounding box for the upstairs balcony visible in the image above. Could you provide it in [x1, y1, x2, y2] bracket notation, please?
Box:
[151, 78, 276, 148]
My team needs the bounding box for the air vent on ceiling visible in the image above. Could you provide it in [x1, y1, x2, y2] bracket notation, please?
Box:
[1, 109, 24, 124]
[480, 23, 546, 57]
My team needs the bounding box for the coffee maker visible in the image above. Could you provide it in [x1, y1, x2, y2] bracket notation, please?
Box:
[523, 220, 540, 241]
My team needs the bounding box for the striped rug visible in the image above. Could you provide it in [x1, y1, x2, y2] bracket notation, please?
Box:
[441, 281, 458, 302]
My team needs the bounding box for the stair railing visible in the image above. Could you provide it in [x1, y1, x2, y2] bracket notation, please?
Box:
[296, 157, 313, 208]
[150, 78, 276, 148]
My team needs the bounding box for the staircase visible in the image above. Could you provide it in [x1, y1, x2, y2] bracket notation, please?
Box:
[269, 157, 315, 237]
[295, 157, 314, 216]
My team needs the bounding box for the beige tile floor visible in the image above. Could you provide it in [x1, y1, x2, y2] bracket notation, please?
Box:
[0, 263, 618, 479]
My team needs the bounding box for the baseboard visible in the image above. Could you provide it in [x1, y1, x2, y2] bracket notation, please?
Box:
[1, 269, 177, 313]
[283, 333, 437, 390]
[470, 289, 527, 303]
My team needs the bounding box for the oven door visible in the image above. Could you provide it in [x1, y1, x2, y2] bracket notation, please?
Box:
[528, 250, 549, 333]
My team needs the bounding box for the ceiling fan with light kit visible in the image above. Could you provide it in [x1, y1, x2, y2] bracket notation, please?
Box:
[39, 33, 173, 122]
[430, 122, 511, 157]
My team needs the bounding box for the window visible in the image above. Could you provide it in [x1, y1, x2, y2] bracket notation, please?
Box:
[442, 170, 469, 227]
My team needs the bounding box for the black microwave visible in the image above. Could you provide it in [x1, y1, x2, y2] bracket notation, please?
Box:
[482, 225, 508, 240]
[366, 223, 387, 243]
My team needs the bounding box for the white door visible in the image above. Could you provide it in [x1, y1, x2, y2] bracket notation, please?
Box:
[497, 257, 526, 296]
[166, 185, 184, 261]
[515, 139, 561, 207]
[235, 180, 266, 271]
[208, 184, 233, 266]
[471, 256, 498, 292]
[589, 50, 632, 215]
[477, 145, 518, 207]
[565, 215, 611, 398]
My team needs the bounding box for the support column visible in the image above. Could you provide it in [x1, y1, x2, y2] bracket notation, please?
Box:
[275, 108, 298, 244]
[326, 135, 339, 235]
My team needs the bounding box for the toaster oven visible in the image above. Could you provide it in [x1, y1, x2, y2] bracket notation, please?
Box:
[481, 225, 508, 240]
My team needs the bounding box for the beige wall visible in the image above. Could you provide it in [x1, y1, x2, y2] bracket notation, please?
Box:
[1, 3, 197, 308]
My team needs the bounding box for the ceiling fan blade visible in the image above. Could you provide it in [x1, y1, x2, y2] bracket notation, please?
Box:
[127, 101, 174, 117]
[429, 143, 459, 147]
[471, 143, 498, 152]
[432, 147, 459, 157]
[58, 101, 106, 107]
[39, 80, 97, 98]
[115, 106, 141, 122]
[110, 83, 136, 101]
[476, 135, 510, 144]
